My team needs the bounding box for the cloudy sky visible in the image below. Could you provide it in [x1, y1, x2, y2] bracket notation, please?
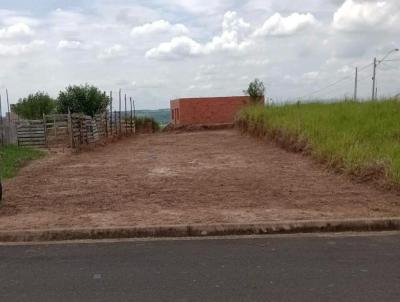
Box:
[0, 0, 399, 109]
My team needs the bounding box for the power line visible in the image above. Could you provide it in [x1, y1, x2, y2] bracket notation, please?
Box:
[298, 60, 374, 100]
[377, 61, 399, 71]
[357, 71, 373, 82]
[358, 62, 373, 72]
[299, 74, 353, 100]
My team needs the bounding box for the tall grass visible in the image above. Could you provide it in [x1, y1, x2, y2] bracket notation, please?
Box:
[0, 145, 45, 179]
[237, 98, 400, 186]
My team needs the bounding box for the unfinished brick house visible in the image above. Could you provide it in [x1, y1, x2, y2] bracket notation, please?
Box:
[170, 96, 263, 126]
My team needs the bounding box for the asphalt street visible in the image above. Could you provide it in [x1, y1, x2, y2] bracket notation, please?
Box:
[1, 233, 400, 302]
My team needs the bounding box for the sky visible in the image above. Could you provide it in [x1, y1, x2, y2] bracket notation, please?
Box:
[0, 0, 399, 110]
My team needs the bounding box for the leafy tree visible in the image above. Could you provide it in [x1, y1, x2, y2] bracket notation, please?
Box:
[12, 92, 56, 120]
[243, 78, 265, 103]
[57, 84, 110, 116]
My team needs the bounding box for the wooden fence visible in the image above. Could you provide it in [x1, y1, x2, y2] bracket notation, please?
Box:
[16, 120, 46, 147]
[13, 112, 135, 149]
[45, 114, 69, 146]
[0, 119, 18, 146]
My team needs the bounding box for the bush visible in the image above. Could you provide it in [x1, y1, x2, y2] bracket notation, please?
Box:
[12, 92, 56, 119]
[125, 116, 160, 132]
[57, 84, 110, 117]
[243, 78, 265, 103]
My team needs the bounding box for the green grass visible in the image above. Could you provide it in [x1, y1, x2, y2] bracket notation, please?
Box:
[0, 145, 45, 179]
[135, 109, 170, 125]
[135, 116, 160, 132]
[238, 98, 400, 186]
[125, 116, 160, 132]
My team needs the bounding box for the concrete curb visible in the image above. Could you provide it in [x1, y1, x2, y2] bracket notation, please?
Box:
[1, 217, 400, 242]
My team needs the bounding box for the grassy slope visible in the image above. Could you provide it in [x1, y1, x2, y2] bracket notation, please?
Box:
[136, 109, 170, 125]
[238, 99, 400, 186]
[0, 145, 45, 179]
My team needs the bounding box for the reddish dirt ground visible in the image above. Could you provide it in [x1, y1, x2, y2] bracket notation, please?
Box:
[1, 130, 400, 231]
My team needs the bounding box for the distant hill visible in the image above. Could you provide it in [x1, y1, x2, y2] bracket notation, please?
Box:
[136, 109, 170, 125]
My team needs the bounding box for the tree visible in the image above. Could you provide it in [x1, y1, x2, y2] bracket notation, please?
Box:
[57, 84, 110, 117]
[12, 92, 56, 120]
[243, 78, 265, 103]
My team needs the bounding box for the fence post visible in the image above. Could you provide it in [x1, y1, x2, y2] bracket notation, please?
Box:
[53, 115, 57, 138]
[124, 94, 127, 136]
[67, 109, 74, 148]
[109, 91, 113, 136]
[0, 94, 3, 146]
[105, 111, 108, 138]
[119, 89, 122, 135]
[133, 99, 136, 134]
[114, 112, 116, 136]
[130, 97, 133, 135]
[43, 113, 47, 148]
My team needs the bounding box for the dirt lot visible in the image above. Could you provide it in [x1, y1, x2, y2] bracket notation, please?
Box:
[1, 130, 400, 231]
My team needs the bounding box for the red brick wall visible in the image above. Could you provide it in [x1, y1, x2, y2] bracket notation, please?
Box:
[170, 96, 263, 126]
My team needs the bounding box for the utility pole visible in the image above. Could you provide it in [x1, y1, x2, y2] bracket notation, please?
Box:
[354, 67, 358, 101]
[370, 48, 399, 100]
[371, 57, 377, 100]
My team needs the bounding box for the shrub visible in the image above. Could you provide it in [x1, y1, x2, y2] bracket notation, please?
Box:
[243, 78, 265, 103]
[12, 92, 56, 119]
[125, 116, 160, 132]
[57, 84, 110, 117]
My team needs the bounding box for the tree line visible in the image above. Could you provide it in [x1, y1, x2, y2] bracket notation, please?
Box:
[12, 79, 266, 120]
[12, 84, 109, 120]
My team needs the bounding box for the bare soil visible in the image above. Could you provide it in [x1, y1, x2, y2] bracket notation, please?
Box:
[1, 130, 399, 231]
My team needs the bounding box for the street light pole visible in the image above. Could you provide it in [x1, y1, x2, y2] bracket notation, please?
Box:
[354, 66, 358, 101]
[372, 58, 377, 100]
[372, 48, 399, 100]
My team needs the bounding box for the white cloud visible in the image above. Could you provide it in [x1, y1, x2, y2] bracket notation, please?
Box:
[2, 1, 400, 106]
[301, 71, 319, 81]
[130, 20, 188, 36]
[333, 0, 399, 32]
[0, 23, 33, 39]
[0, 40, 45, 56]
[97, 44, 126, 60]
[145, 36, 203, 60]
[204, 11, 252, 53]
[241, 58, 270, 66]
[337, 65, 352, 74]
[164, 0, 225, 15]
[145, 11, 252, 60]
[57, 40, 84, 50]
[253, 12, 317, 36]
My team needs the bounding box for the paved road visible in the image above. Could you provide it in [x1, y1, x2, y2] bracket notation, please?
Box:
[1, 233, 400, 302]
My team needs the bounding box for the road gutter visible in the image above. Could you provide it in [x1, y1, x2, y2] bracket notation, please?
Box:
[1, 217, 400, 242]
